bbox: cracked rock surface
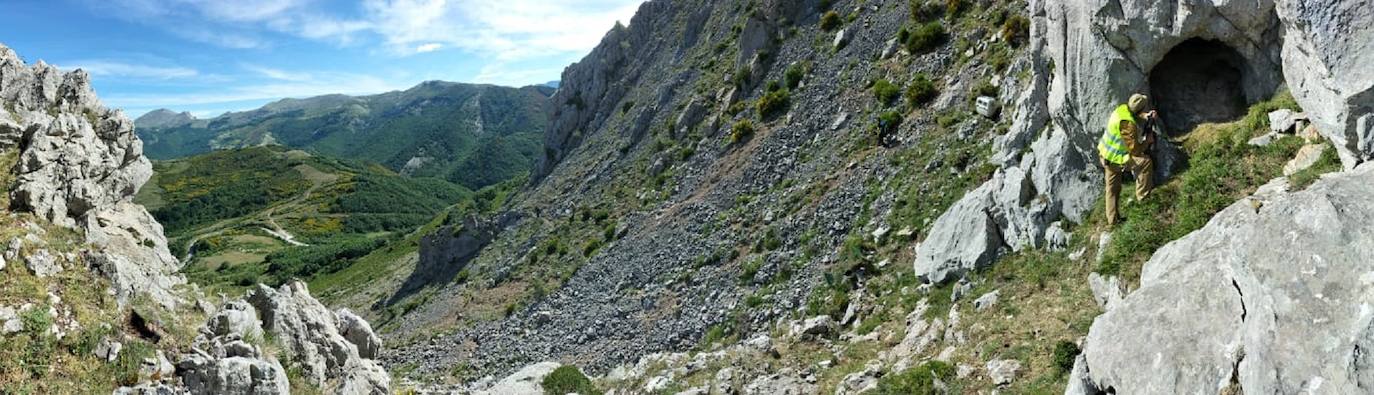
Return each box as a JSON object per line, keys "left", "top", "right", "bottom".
{"left": 1076, "top": 164, "right": 1374, "bottom": 394}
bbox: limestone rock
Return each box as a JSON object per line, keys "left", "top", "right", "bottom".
{"left": 743, "top": 369, "right": 816, "bottom": 395}
{"left": 83, "top": 202, "right": 185, "bottom": 308}
{"left": 245, "top": 282, "right": 390, "bottom": 393}
{"left": 1273, "top": 0, "right": 1374, "bottom": 167}
{"left": 23, "top": 248, "right": 59, "bottom": 277}
{"left": 1077, "top": 164, "right": 1374, "bottom": 393}
{"left": 985, "top": 359, "right": 1021, "bottom": 386}
{"left": 476, "top": 361, "right": 561, "bottom": 395}
{"left": 179, "top": 353, "right": 291, "bottom": 395}
{"left": 973, "top": 290, "right": 1000, "bottom": 312}
{"left": 0, "top": 42, "right": 184, "bottom": 308}
{"left": 1268, "top": 109, "right": 1297, "bottom": 134}
{"left": 1087, "top": 273, "right": 1123, "bottom": 311}
{"left": 913, "top": 185, "right": 1000, "bottom": 284}
{"left": 1282, "top": 143, "right": 1327, "bottom": 176}
{"left": 336, "top": 309, "right": 382, "bottom": 359}
{"left": 792, "top": 315, "right": 838, "bottom": 340}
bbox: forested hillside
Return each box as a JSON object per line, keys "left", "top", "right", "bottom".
{"left": 135, "top": 81, "right": 552, "bottom": 189}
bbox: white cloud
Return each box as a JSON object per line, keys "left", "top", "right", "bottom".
{"left": 242, "top": 64, "right": 313, "bottom": 82}
{"left": 415, "top": 43, "right": 443, "bottom": 53}
{"left": 358, "top": 0, "right": 644, "bottom": 59}
{"left": 103, "top": 71, "right": 409, "bottom": 108}
{"left": 60, "top": 60, "right": 199, "bottom": 80}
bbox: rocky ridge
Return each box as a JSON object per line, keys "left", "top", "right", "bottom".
{"left": 0, "top": 42, "right": 183, "bottom": 308}
{"left": 0, "top": 42, "right": 391, "bottom": 394}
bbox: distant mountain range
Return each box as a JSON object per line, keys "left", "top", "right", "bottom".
{"left": 135, "top": 81, "right": 553, "bottom": 189}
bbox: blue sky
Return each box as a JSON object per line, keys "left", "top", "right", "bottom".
{"left": 0, "top": 0, "right": 644, "bottom": 118}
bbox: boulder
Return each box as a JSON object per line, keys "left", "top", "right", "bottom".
{"left": 1282, "top": 143, "right": 1327, "bottom": 176}
{"left": 792, "top": 315, "right": 838, "bottom": 340}
{"left": 245, "top": 282, "right": 389, "bottom": 393}
{"left": 476, "top": 361, "right": 561, "bottom": 395}
{"left": 973, "top": 290, "right": 1000, "bottom": 312}
{"left": 985, "top": 359, "right": 1021, "bottom": 386}
{"left": 336, "top": 309, "right": 382, "bottom": 359}
{"left": 1268, "top": 109, "right": 1297, "bottom": 134}
{"left": 179, "top": 353, "right": 291, "bottom": 395}
{"left": 1086, "top": 273, "right": 1123, "bottom": 311}
{"left": 1077, "top": 164, "right": 1374, "bottom": 393}
{"left": 743, "top": 370, "right": 816, "bottom": 395}
{"left": 1273, "top": 0, "right": 1374, "bottom": 168}
{"left": 23, "top": 248, "right": 59, "bottom": 277}
{"left": 913, "top": 185, "right": 1000, "bottom": 284}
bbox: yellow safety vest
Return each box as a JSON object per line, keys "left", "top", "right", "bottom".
{"left": 1099, "top": 104, "right": 1134, "bottom": 165}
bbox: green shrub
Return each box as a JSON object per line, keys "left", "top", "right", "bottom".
{"left": 756, "top": 89, "right": 791, "bottom": 119}
{"left": 905, "top": 74, "right": 938, "bottom": 108}
{"left": 876, "top": 361, "right": 957, "bottom": 394}
{"left": 972, "top": 80, "right": 998, "bottom": 99}
{"left": 906, "top": 22, "right": 946, "bottom": 53}
{"left": 726, "top": 100, "right": 749, "bottom": 116}
{"left": 734, "top": 65, "right": 753, "bottom": 88}
{"left": 1001, "top": 15, "right": 1031, "bottom": 47}
{"left": 621, "top": 100, "right": 635, "bottom": 114}
{"left": 937, "top": 111, "right": 965, "bottom": 128}
{"left": 1053, "top": 341, "right": 1082, "bottom": 375}
{"left": 820, "top": 11, "right": 841, "bottom": 31}
{"left": 873, "top": 79, "right": 902, "bottom": 107}
{"left": 730, "top": 120, "right": 756, "bottom": 144}
{"left": 897, "top": 27, "right": 911, "bottom": 44}
{"left": 541, "top": 365, "right": 601, "bottom": 395}
{"left": 739, "top": 257, "right": 765, "bottom": 284}
{"left": 944, "top": 0, "right": 967, "bottom": 18}
{"left": 784, "top": 63, "right": 807, "bottom": 90}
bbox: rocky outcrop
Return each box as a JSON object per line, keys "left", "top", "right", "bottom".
{"left": 245, "top": 282, "right": 390, "bottom": 394}
{"left": 1274, "top": 1, "right": 1374, "bottom": 168}
{"left": 915, "top": 0, "right": 1374, "bottom": 284}
{"left": 180, "top": 300, "right": 290, "bottom": 394}
{"left": 0, "top": 42, "right": 184, "bottom": 307}
{"left": 1075, "top": 164, "right": 1374, "bottom": 393}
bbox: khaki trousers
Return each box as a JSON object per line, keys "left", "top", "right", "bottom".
{"left": 1102, "top": 155, "right": 1154, "bottom": 225}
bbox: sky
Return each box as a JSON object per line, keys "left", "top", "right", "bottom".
{"left": 0, "top": 0, "right": 645, "bottom": 118}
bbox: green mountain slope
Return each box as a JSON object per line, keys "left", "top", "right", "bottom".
{"left": 136, "top": 81, "right": 552, "bottom": 189}
{"left": 134, "top": 146, "right": 473, "bottom": 293}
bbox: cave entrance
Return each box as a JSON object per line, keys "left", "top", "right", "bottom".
{"left": 1149, "top": 39, "right": 1249, "bottom": 135}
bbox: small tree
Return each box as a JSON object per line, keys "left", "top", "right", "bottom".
{"left": 820, "top": 11, "right": 842, "bottom": 31}
{"left": 905, "top": 74, "right": 939, "bottom": 109}
{"left": 873, "top": 80, "right": 902, "bottom": 107}
{"left": 542, "top": 365, "right": 601, "bottom": 395}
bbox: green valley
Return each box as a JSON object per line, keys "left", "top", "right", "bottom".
{"left": 134, "top": 146, "right": 476, "bottom": 293}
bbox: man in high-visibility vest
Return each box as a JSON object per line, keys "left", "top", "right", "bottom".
{"left": 1099, "top": 93, "right": 1157, "bottom": 227}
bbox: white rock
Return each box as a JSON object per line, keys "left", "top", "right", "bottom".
{"left": 973, "top": 290, "right": 1000, "bottom": 311}
{"left": 479, "top": 361, "right": 562, "bottom": 395}
{"left": 1283, "top": 143, "right": 1328, "bottom": 176}
{"left": 1269, "top": 109, "right": 1297, "bottom": 133}
{"left": 985, "top": 359, "right": 1021, "bottom": 386}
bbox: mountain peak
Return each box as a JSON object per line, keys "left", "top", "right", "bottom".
{"left": 135, "top": 108, "right": 197, "bottom": 129}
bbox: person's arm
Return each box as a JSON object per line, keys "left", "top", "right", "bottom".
{"left": 1120, "top": 120, "right": 1140, "bottom": 155}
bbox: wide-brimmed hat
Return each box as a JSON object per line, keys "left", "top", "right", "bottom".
{"left": 1128, "top": 94, "right": 1149, "bottom": 113}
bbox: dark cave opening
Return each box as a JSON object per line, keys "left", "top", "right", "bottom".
{"left": 1149, "top": 38, "right": 1250, "bottom": 135}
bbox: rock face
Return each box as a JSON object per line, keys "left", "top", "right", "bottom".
{"left": 915, "top": 0, "right": 1374, "bottom": 284}
{"left": 0, "top": 42, "right": 183, "bottom": 307}
{"left": 1274, "top": 1, "right": 1374, "bottom": 168}
{"left": 245, "top": 282, "right": 390, "bottom": 394}
{"left": 1076, "top": 164, "right": 1374, "bottom": 393}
